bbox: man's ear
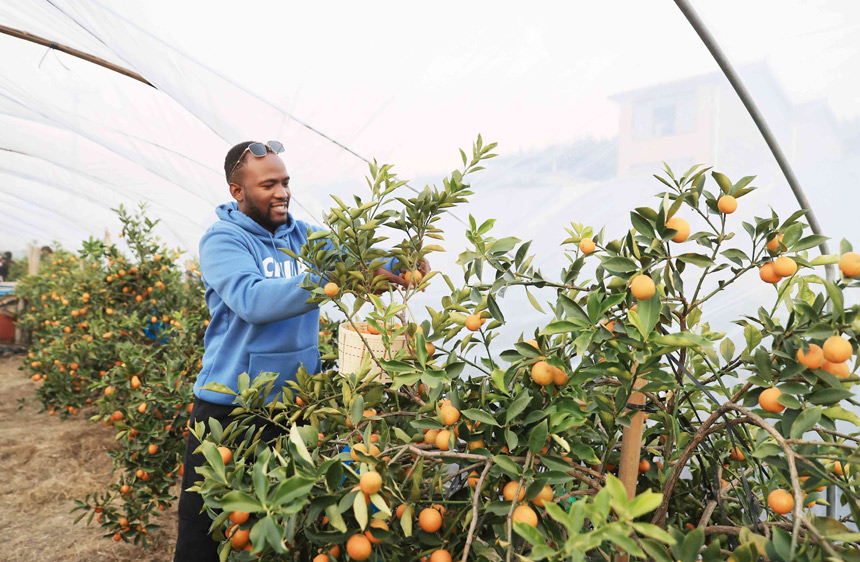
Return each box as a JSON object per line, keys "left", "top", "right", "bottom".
{"left": 229, "top": 183, "right": 244, "bottom": 203}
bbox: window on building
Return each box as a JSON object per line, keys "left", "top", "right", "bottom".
{"left": 652, "top": 105, "right": 676, "bottom": 137}
{"left": 632, "top": 91, "right": 696, "bottom": 140}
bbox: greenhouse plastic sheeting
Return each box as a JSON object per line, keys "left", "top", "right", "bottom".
{"left": 1, "top": 0, "right": 859, "bottom": 346}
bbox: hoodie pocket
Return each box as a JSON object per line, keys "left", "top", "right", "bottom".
{"left": 247, "top": 346, "right": 320, "bottom": 382}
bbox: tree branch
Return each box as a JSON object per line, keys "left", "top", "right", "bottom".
{"left": 461, "top": 461, "right": 492, "bottom": 562}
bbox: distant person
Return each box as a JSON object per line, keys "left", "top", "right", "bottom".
{"left": 173, "top": 140, "right": 428, "bottom": 561}
{"left": 0, "top": 252, "right": 10, "bottom": 282}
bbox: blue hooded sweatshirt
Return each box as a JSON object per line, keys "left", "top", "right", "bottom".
{"left": 195, "top": 202, "right": 392, "bottom": 405}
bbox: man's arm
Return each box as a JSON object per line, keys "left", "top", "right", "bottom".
{"left": 200, "top": 229, "right": 320, "bottom": 325}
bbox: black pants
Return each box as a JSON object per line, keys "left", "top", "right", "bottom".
{"left": 173, "top": 397, "right": 287, "bottom": 561}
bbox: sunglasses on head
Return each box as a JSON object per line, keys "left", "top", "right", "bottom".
{"left": 229, "top": 140, "right": 285, "bottom": 179}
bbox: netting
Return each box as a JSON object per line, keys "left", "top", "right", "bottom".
{"left": 1, "top": 0, "right": 859, "bottom": 342}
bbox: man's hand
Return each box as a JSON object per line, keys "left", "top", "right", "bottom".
{"left": 371, "top": 267, "right": 408, "bottom": 295}
{"left": 369, "top": 260, "right": 432, "bottom": 295}
{"left": 417, "top": 259, "right": 431, "bottom": 277}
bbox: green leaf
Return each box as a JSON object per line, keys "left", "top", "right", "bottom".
{"left": 220, "top": 490, "right": 263, "bottom": 513}
{"left": 811, "top": 254, "right": 840, "bottom": 266}
{"left": 823, "top": 405, "right": 860, "bottom": 426}
{"left": 252, "top": 456, "right": 270, "bottom": 503}
{"left": 770, "top": 527, "right": 792, "bottom": 561}
{"left": 237, "top": 372, "right": 250, "bottom": 393}
{"left": 400, "top": 504, "right": 413, "bottom": 537}
{"left": 601, "top": 256, "right": 638, "bottom": 273}
{"left": 651, "top": 333, "right": 713, "bottom": 349}
{"left": 808, "top": 388, "right": 853, "bottom": 405}
{"left": 754, "top": 348, "right": 772, "bottom": 378}
{"left": 392, "top": 426, "right": 413, "bottom": 444}
{"left": 632, "top": 522, "right": 676, "bottom": 544}
{"left": 289, "top": 424, "right": 314, "bottom": 465}
{"left": 489, "top": 236, "right": 521, "bottom": 255}
{"left": 790, "top": 406, "right": 822, "bottom": 439}
{"left": 370, "top": 493, "right": 391, "bottom": 516}
{"left": 721, "top": 248, "right": 750, "bottom": 266}
{"left": 493, "top": 454, "right": 522, "bottom": 477}
{"left": 525, "top": 288, "right": 544, "bottom": 313}
{"left": 752, "top": 443, "right": 782, "bottom": 459}
{"left": 325, "top": 503, "right": 347, "bottom": 533}
{"left": 491, "top": 369, "right": 509, "bottom": 395}
{"left": 804, "top": 323, "right": 834, "bottom": 339}
{"left": 353, "top": 491, "right": 368, "bottom": 530}
{"left": 679, "top": 528, "right": 705, "bottom": 562}
{"left": 825, "top": 532, "right": 860, "bottom": 542}
{"left": 378, "top": 360, "right": 416, "bottom": 373}
{"left": 543, "top": 501, "right": 576, "bottom": 534}
{"left": 500, "top": 429, "right": 517, "bottom": 453}
{"left": 506, "top": 390, "right": 532, "bottom": 425}
{"left": 568, "top": 443, "right": 600, "bottom": 465}
{"left": 540, "top": 320, "right": 581, "bottom": 335}
{"left": 630, "top": 212, "right": 656, "bottom": 239}
{"left": 640, "top": 539, "right": 674, "bottom": 562}
{"left": 513, "top": 521, "right": 545, "bottom": 546}
{"left": 792, "top": 234, "right": 829, "bottom": 252}
{"left": 487, "top": 294, "right": 505, "bottom": 323}
{"left": 812, "top": 516, "right": 852, "bottom": 537}
{"left": 271, "top": 476, "right": 315, "bottom": 508}
{"left": 744, "top": 324, "right": 762, "bottom": 354}
{"left": 604, "top": 474, "right": 630, "bottom": 518}
{"left": 199, "top": 441, "right": 226, "bottom": 481}
{"left": 676, "top": 253, "right": 716, "bottom": 268}
{"left": 200, "top": 382, "right": 238, "bottom": 396}
{"left": 627, "top": 309, "right": 647, "bottom": 339}
{"left": 462, "top": 408, "right": 500, "bottom": 427}
{"left": 712, "top": 172, "right": 732, "bottom": 194}
{"left": 720, "top": 338, "right": 735, "bottom": 362}
{"left": 824, "top": 280, "right": 844, "bottom": 322}
{"left": 629, "top": 491, "right": 664, "bottom": 519}
{"left": 782, "top": 222, "right": 804, "bottom": 249}
{"left": 638, "top": 293, "right": 661, "bottom": 335}
{"left": 528, "top": 420, "right": 549, "bottom": 454}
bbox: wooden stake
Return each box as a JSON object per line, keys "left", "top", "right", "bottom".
{"left": 615, "top": 377, "right": 646, "bottom": 562}
{"left": 27, "top": 244, "right": 40, "bottom": 276}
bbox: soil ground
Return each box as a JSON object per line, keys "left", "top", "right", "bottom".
{"left": 0, "top": 354, "right": 179, "bottom": 561}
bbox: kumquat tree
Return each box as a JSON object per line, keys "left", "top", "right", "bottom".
{"left": 16, "top": 205, "right": 207, "bottom": 546}
{"left": 186, "top": 136, "right": 860, "bottom": 562}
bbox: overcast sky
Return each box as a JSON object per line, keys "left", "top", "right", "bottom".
{"left": 132, "top": 0, "right": 860, "bottom": 170}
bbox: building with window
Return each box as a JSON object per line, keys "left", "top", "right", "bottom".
{"left": 610, "top": 62, "right": 840, "bottom": 181}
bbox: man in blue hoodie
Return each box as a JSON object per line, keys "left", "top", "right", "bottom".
{"left": 174, "top": 141, "right": 418, "bottom": 561}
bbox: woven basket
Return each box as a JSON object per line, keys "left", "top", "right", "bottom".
{"left": 338, "top": 322, "right": 407, "bottom": 382}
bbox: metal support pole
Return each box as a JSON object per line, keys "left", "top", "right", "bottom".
{"left": 0, "top": 23, "right": 153, "bottom": 87}
{"left": 673, "top": 0, "right": 838, "bottom": 518}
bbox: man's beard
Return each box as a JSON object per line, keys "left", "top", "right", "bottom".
{"left": 245, "top": 200, "right": 289, "bottom": 231}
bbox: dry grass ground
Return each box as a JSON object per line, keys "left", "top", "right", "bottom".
{"left": 0, "top": 354, "right": 179, "bottom": 561}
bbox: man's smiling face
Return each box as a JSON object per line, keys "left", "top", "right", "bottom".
{"left": 229, "top": 152, "right": 291, "bottom": 232}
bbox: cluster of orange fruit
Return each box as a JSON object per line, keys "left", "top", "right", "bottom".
{"left": 795, "top": 335, "right": 854, "bottom": 379}
{"left": 757, "top": 334, "right": 853, "bottom": 416}
{"left": 526, "top": 340, "right": 569, "bottom": 386}
{"left": 422, "top": 401, "right": 462, "bottom": 451}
